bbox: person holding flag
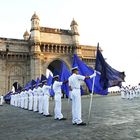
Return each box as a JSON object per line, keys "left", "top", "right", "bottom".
{"left": 68, "top": 66, "right": 96, "bottom": 126}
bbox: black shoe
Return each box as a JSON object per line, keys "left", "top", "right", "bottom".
{"left": 77, "top": 122, "right": 86, "bottom": 126}
{"left": 45, "top": 114, "right": 52, "bottom": 117}
{"left": 54, "top": 118, "right": 59, "bottom": 120}
{"left": 59, "top": 118, "right": 67, "bottom": 120}
{"left": 72, "top": 123, "right": 77, "bottom": 125}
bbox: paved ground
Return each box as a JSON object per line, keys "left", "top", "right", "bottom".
{"left": 0, "top": 95, "right": 140, "bottom": 140}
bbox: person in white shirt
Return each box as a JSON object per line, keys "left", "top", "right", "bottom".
{"left": 0, "top": 95, "right": 4, "bottom": 105}
{"left": 33, "top": 83, "right": 38, "bottom": 112}
{"left": 42, "top": 79, "right": 52, "bottom": 117}
{"left": 24, "top": 89, "right": 29, "bottom": 110}
{"left": 28, "top": 86, "right": 34, "bottom": 111}
{"left": 52, "top": 75, "right": 67, "bottom": 120}
{"left": 37, "top": 82, "right": 44, "bottom": 114}
{"left": 68, "top": 66, "right": 96, "bottom": 126}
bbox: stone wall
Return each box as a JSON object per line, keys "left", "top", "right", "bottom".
{"left": 40, "top": 32, "right": 73, "bottom": 44}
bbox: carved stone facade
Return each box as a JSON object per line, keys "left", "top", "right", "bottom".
{"left": 0, "top": 13, "right": 97, "bottom": 95}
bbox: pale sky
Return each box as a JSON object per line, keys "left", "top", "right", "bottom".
{"left": 0, "top": 0, "right": 140, "bottom": 86}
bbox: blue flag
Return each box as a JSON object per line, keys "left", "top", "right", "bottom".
{"left": 73, "top": 54, "right": 108, "bottom": 95}
{"left": 4, "top": 91, "right": 13, "bottom": 102}
{"left": 95, "top": 43, "right": 125, "bottom": 89}
{"left": 59, "top": 61, "right": 71, "bottom": 97}
{"left": 47, "top": 74, "right": 54, "bottom": 96}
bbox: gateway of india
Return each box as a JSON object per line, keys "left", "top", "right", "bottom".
{"left": 0, "top": 12, "right": 97, "bottom": 95}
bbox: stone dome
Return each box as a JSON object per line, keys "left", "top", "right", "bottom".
{"left": 23, "top": 30, "right": 29, "bottom": 37}
{"left": 70, "top": 18, "right": 78, "bottom": 26}
{"left": 31, "top": 12, "right": 39, "bottom": 21}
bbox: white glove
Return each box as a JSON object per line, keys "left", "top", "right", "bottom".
{"left": 96, "top": 71, "right": 101, "bottom": 75}
{"left": 89, "top": 72, "right": 96, "bottom": 78}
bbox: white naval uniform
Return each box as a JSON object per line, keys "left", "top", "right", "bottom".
{"left": 126, "top": 90, "right": 130, "bottom": 99}
{"left": 24, "top": 90, "right": 28, "bottom": 109}
{"left": 20, "top": 91, "right": 25, "bottom": 108}
{"left": 120, "top": 87, "right": 125, "bottom": 99}
{"left": 0, "top": 95, "right": 4, "bottom": 105}
{"left": 13, "top": 93, "right": 16, "bottom": 106}
{"left": 17, "top": 93, "right": 21, "bottom": 107}
{"left": 52, "top": 81, "right": 63, "bottom": 119}
{"left": 68, "top": 73, "right": 85, "bottom": 124}
{"left": 28, "top": 89, "right": 33, "bottom": 110}
{"left": 14, "top": 94, "right": 18, "bottom": 107}
{"left": 138, "top": 86, "right": 140, "bottom": 97}
{"left": 19, "top": 93, "right": 22, "bottom": 108}
{"left": 68, "top": 73, "right": 96, "bottom": 124}
{"left": 37, "top": 86, "right": 44, "bottom": 114}
{"left": 33, "top": 87, "right": 38, "bottom": 112}
{"left": 10, "top": 94, "right": 14, "bottom": 105}
{"left": 129, "top": 89, "right": 133, "bottom": 99}
{"left": 42, "top": 84, "right": 51, "bottom": 116}
{"left": 136, "top": 88, "right": 138, "bottom": 97}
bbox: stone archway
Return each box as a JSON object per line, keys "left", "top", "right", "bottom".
{"left": 8, "top": 65, "right": 25, "bottom": 90}
{"left": 47, "top": 59, "right": 70, "bottom": 76}
{"left": 47, "top": 59, "right": 70, "bottom": 98}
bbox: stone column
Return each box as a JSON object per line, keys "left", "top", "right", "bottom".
{"left": 30, "top": 43, "right": 44, "bottom": 80}
{"left": 0, "top": 55, "right": 6, "bottom": 95}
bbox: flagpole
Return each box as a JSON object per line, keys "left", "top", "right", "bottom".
{"left": 87, "top": 75, "right": 96, "bottom": 124}
{"left": 87, "top": 42, "right": 99, "bottom": 125}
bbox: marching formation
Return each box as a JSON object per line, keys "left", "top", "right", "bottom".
{"left": 8, "top": 67, "right": 97, "bottom": 126}
{"left": 120, "top": 84, "right": 140, "bottom": 99}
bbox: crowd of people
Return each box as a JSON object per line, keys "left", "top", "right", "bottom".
{"left": 5, "top": 67, "right": 96, "bottom": 126}
{"left": 120, "top": 84, "right": 140, "bottom": 99}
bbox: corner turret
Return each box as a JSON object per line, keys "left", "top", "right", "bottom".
{"left": 23, "top": 30, "right": 29, "bottom": 40}
{"left": 70, "top": 18, "right": 79, "bottom": 45}
{"left": 30, "top": 12, "right": 40, "bottom": 43}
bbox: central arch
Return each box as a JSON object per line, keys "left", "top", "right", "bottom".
{"left": 47, "top": 59, "right": 70, "bottom": 76}
{"left": 47, "top": 59, "right": 70, "bottom": 98}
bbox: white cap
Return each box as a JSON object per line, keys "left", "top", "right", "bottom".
{"left": 53, "top": 75, "right": 59, "bottom": 78}
{"left": 71, "top": 66, "right": 78, "bottom": 71}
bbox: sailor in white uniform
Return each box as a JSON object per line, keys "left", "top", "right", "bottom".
{"left": 37, "top": 82, "right": 44, "bottom": 114}
{"left": 41, "top": 74, "right": 52, "bottom": 117}
{"left": 24, "top": 88, "right": 29, "bottom": 110}
{"left": 120, "top": 86, "right": 125, "bottom": 99}
{"left": 138, "top": 83, "right": 140, "bottom": 97}
{"left": 52, "top": 75, "right": 67, "bottom": 120}
{"left": 20, "top": 89, "right": 25, "bottom": 108}
{"left": 68, "top": 66, "right": 96, "bottom": 126}
{"left": 129, "top": 87, "right": 133, "bottom": 99}
{"left": 33, "top": 82, "right": 38, "bottom": 112}
{"left": 126, "top": 86, "right": 130, "bottom": 99}
{"left": 0, "top": 95, "right": 4, "bottom": 105}
{"left": 28, "top": 86, "right": 34, "bottom": 111}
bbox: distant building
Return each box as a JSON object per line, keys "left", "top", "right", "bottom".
{"left": 0, "top": 12, "right": 97, "bottom": 95}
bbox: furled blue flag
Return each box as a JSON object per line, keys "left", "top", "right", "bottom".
{"left": 47, "top": 74, "right": 54, "bottom": 96}
{"left": 95, "top": 43, "right": 125, "bottom": 89}
{"left": 41, "top": 74, "right": 47, "bottom": 83}
{"left": 59, "top": 61, "right": 71, "bottom": 97}
{"left": 35, "top": 77, "right": 40, "bottom": 88}
{"left": 4, "top": 91, "right": 13, "bottom": 103}
{"left": 30, "top": 79, "right": 36, "bottom": 89}
{"left": 24, "top": 82, "right": 31, "bottom": 91}
{"left": 72, "top": 54, "right": 108, "bottom": 95}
